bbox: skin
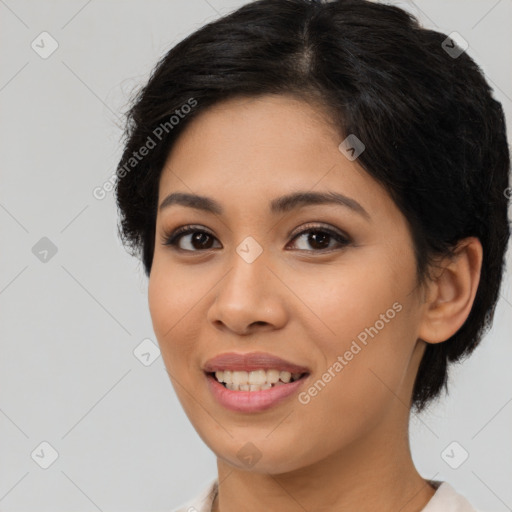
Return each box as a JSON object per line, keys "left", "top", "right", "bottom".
{"left": 147, "top": 94, "right": 483, "bottom": 512}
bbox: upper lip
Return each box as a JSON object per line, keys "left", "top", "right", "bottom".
{"left": 203, "top": 352, "right": 310, "bottom": 374}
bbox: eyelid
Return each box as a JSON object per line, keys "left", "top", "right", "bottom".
{"left": 287, "top": 222, "right": 349, "bottom": 242}
{"left": 161, "top": 222, "right": 351, "bottom": 252}
{"left": 160, "top": 224, "right": 217, "bottom": 248}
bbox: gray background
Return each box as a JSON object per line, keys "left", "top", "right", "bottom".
{"left": 0, "top": 1, "right": 511, "bottom": 511}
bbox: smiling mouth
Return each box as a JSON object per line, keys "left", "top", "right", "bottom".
{"left": 207, "top": 369, "right": 309, "bottom": 392}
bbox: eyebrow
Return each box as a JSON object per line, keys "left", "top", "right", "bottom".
{"left": 159, "top": 190, "right": 371, "bottom": 221}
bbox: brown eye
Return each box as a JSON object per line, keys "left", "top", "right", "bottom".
{"left": 287, "top": 225, "right": 350, "bottom": 252}
{"left": 187, "top": 232, "right": 216, "bottom": 250}
{"left": 163, "top": 226, "right": 221, "bottom": 251}
{"left": 162, "top": 223, "right": 351, "bottom": 253}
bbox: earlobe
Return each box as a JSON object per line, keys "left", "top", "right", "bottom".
{"left": 417, "top": 237, "right": 483, "bottom": 344}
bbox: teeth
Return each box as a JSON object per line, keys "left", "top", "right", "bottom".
{"left": 213, "top": 369, "right": 304, "bottom": 391}
{"left": 248, "top": 369, "right": 267, "bottom": 385}
{"left": 251, "top": 383, "right": 272, "bottom": 391}
{"left": 233, "top": 371, "right": 249, "bottom": 387}
{"left": 280, "top": 371, "right": 292, "bottom": 383}
{"left": 267, "top": 369, "right": 280, "bottom": 383}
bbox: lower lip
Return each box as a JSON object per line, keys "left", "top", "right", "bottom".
{"left": 205, "top": 372, "right": 309, "bottom": 413}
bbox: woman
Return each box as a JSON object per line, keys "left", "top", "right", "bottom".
{"left": 114, "top": 0, "right": 510, "bottom": 510}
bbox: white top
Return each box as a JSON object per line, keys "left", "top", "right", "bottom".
{"left": 172, "top": 478, "right": 479, "bottom": 512}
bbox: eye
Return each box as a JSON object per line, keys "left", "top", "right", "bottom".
{"left": 161, "top": 223, "right": 351, "bottom": 253}
{"left": 286, "top": 223, "right": 351, "bottom": 252}
{"left": 162, "top": 225, "right": 221, "bottom": 252}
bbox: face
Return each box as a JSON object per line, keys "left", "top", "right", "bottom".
{"left": 148, "top": 94, "right": 428, "bottom": 474}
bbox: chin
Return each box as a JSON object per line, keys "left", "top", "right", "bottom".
{"left": 208, "top": 435, "right": 315, "bottom": 475}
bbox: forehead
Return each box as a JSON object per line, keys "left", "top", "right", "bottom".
{"left": 157, "top": 94, "right": 391, "bottom": 220}
{"left": 165, "top": 95, "right": 336, "bottom": 166}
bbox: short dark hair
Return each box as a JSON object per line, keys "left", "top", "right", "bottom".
{"left": 114, "top": 0, "right": 511, "bottom": 413}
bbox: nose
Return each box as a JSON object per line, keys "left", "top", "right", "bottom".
{"left": 206, "top": 248, "right": 288, "bottom": 336}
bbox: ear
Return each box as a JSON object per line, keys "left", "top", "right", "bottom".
{"left": 417, "top": 237, "right": 483, "bottom": 344}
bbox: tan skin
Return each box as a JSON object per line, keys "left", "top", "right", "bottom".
{"left": 147, "top": 94, "right": 483, "bottom": 512}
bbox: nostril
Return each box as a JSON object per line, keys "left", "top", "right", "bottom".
{"left": 251, "top": 321, "right": 268, "bottom": 327}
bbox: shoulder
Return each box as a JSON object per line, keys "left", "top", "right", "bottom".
{"left": 421, "top": 480, "right": 479, "bottom": 512}
{"left": 171, "top": 478, "right": 218, "bottom": 512}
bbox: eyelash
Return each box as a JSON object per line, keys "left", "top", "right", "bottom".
{"left": 161, "top": 223, "right": 351, "bottom": 254}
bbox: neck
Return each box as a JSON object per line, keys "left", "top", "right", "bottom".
{"left": 212, "top": 404, "right": 436, "bottom": 512}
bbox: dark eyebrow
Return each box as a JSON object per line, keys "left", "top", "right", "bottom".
{"left": 159, "top": 191, "right": 371, "bottom": 221}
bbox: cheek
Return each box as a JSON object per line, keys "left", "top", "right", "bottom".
{"left": 148, "top": 255, "right": 210, "bottom": 324}
{"left": 147, "top": 263, "right": 203, "bottom": 369}
{"left": 295, "top": 252, "right": 418, "bottom": 406}
{"left": 297, "top": 254, "right": 410, "bottom": 347}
